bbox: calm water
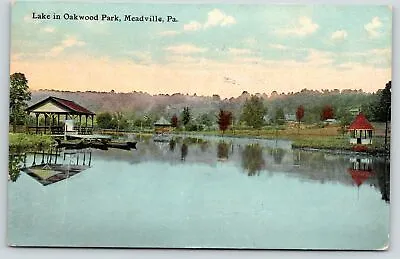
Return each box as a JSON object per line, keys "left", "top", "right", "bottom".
{"left": 8, "top": 136, "right": 390, "bottom": 249}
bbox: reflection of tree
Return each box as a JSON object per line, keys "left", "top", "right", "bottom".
{"left": 200, "top": 142, "right": 209, "bottom": 152}
{"left": 270, "top": 148, "right": 286, "bottom": 164}
{"left": 294, "top": 151, "right": 327, "bottom": 170}
{"left": 169, "top": 139, "right": 176, "bottom": 151}
{"left": 217, "top": 141, "right": 229, "bottom": 161}
{"left": 293, "top": 150, "right": 301, "bottom": 166}
{"left": 241, "top": 144, "right": 265, "bottom": 176}
{"left": 9, "top": 153, "right": 25, "bottom": 182}
{"left": 374, "top": 157, "right": 390, "bottom": 203}
{"left": 181, "top": 144, "right": 188, "bottom": 161}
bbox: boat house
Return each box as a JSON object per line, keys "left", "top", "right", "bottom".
{"left": 26, "top": 96, "right": 95, "bottom": 135}
{"left": 347, "top": 113, "right": 374, "bottom": 145}
{"left": 154, "top": 117, "right": 172, "bottom": 134}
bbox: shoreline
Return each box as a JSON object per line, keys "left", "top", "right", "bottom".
{"left": 170, "top": 131, "right": 389, "bottom": 155}
{"left": 9, "top": 131, "right": 389, "bottom": 156}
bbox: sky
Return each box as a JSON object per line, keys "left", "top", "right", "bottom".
{"left": 10, "top": 2, "right": 392, "bottom": 98}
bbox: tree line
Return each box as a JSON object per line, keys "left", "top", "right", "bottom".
{"left": 9, "top": 72, "right": 391, "bottom": 134}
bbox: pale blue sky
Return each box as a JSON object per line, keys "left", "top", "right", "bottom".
{"left": 10, "top": 2, "right": 392, "bottom": 97}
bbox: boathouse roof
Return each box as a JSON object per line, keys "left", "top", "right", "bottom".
{"left": 26, "top": 96, "right": 95, "bottom": 115}
{"left": 347, "top": 113, "right": 374, "bottom": 130}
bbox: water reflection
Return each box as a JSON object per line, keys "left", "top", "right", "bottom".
{"left": 373, "top": 157, "right": 390, "bottom": 203}
{"left": 217, "top": 141, "right": 229, "bottom": 161}
{"left": 181, "top": 144, "right": 188, "bottom": 161}
{"left": 200, "top": 142, "right": 209, "bottom": 152}
{"left": 241, "top": 144, "right": 265, "bottom": 176}
{"left": 8, "top": 153, "right": 26, "bottom": 182}
{"left": 38, "top": 136, "right": 390, "bottom": 202}
{"left": 20, "top": 149, "right": 93, "bottom": 186}
{"left": 270, "top": 148, "right": 286, "bottom": 164}
{"left": 169, "top": 139, "right": 176, "bottom": 152}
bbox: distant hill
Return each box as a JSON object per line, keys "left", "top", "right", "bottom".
{"left": 30, "top": 88, "right": 378, "bottom": 122}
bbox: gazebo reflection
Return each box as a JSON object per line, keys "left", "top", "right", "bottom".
{"left": 348, "top": 157, "right": 374, "bottom": 187}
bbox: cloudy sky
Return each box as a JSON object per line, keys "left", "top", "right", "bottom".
{"left": 10, "top": 2, "right": 392, "bottom": 98}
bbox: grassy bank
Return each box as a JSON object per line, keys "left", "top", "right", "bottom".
{"left": 9, "top": 133, "right": 54, "bottom": 152}
{"left": 172, "top": 127, "right": 389, "bottom": 154}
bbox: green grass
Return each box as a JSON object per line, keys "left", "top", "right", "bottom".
{"left": 291, "top": 136, "right": 350, "bottom": 150}
{"left": 9, "top": 133, "right": 54, "bottom": 152}
{"left": 173, "top": 127, "right": 389, "bottom": 154}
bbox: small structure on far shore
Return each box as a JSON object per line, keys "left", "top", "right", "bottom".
{"left": 348, "top": 113, "right": 374, "bottom": 145}
{"left": 154, "top": 117, "right": 172, "bottom": 134}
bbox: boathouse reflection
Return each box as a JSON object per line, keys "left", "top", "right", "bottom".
{"left": 21, "top": 148, "right": 93, "bottom": 186}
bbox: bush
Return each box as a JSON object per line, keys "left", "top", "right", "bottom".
{"left": 352, "top": 145, "right": 368, "bottom": 152}
{"left": 186, "top": 123, "right": 204, "bottom": 131}
{"left": 9, "top": 133, "right": 53, "bottom": 152}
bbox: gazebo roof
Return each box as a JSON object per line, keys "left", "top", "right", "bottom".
{"left": 26, "top": 96, "right": 95, "bottom": 115}
{"left": 154, "top": 116, "right": 171, "bottom": 126}
{"left": 348, "top": 113, "right": 374, "bottom": 130}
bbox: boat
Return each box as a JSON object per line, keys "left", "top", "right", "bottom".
{"left": 55, "top": 139, "right": 136, "bottom": 151}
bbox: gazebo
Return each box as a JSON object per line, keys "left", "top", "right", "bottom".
{"left": 26, "top": 96, "right": 95, "bottom": 135}
{"left": 347, "top": 113, "right": 374, "bottom": 145}
{"left": 153, "top": 117, "right": 172, "bottom": 134}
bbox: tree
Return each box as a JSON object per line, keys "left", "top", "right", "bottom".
{"left": 241, "top": 96, "right": 267, "bottom": 129}
{"left": 296, "top": 105, "right": 305, "bottom": 133}
{"left": 199, "top": 113, "right": 213, "bottom": 129}
{"left": 374, "top": 81, "right": 391, "bottom": 122}
{"left": 96, "top": 112, "right": 113, "bottom": 129}
{"left": 296, "top": 105, "right": 305, "bottom": 123}
{"left": 112, "top": 112, "right": 128, "bottom": 131}
{"left": 171, "top": 114, "right": 178, "bottom": 127}
{"left": 10, "top": 73, "right": 31, "bottom": 132}
{"left": 338, "top": 110, "right": 353, "bottom": 136}
{"left": 181, "top": 107, "right": 191, "bottom": 126}
{"left": 374, "top": 81, "right": 391, "bottom": 149}
{"left": 217, "top": 109, "right": 232, "bottom": 134}
{"left": 274, "top": 107, "right": 285, "bottom": 125}
{"left": 321, "top": 105, "right": 334, "bottom": 121}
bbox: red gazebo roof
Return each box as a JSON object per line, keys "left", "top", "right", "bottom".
{"left": 348, "top": 113, "right": 374, "bottom": 130}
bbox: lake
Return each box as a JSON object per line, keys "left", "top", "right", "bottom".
{"left": 7, "top": 136, "right": 390, "bottom": 249}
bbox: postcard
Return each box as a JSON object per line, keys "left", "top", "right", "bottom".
{"left": 8, "top": 1, "right": 391, "bottom": 250}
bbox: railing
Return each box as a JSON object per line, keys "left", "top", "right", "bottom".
{"left": 28, "top": 126, "right": 63, "bottom": 134}
{"left": 27, "top": 126, "right": 93, "bottom": 135}
{"left": 72, "top": 126, "right": 93, "bottom": 135}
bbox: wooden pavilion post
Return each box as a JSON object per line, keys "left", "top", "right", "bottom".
{"left": 35, "top": 113, "right": 39, "bottom": 134}
{"left": 44, "top": 114, "right": 47, "bottom": 134}
{"left": 91, "top": 115, "right": 94, "bottom": 133}
{"left": 79, "top": 115, "right": 82, "bottom": 134}
{"left": 85, "top": 115, "right": 88, "bottom": 134}
{"left": 49, "top": 113, "right": 53, "bottom": 134}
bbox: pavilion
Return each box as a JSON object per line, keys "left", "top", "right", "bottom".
{"left": 25, "top": 96, "right": 95, "bottom": 135}
{"left": 347, "top": 113, "right": 374, "bottom": 145}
